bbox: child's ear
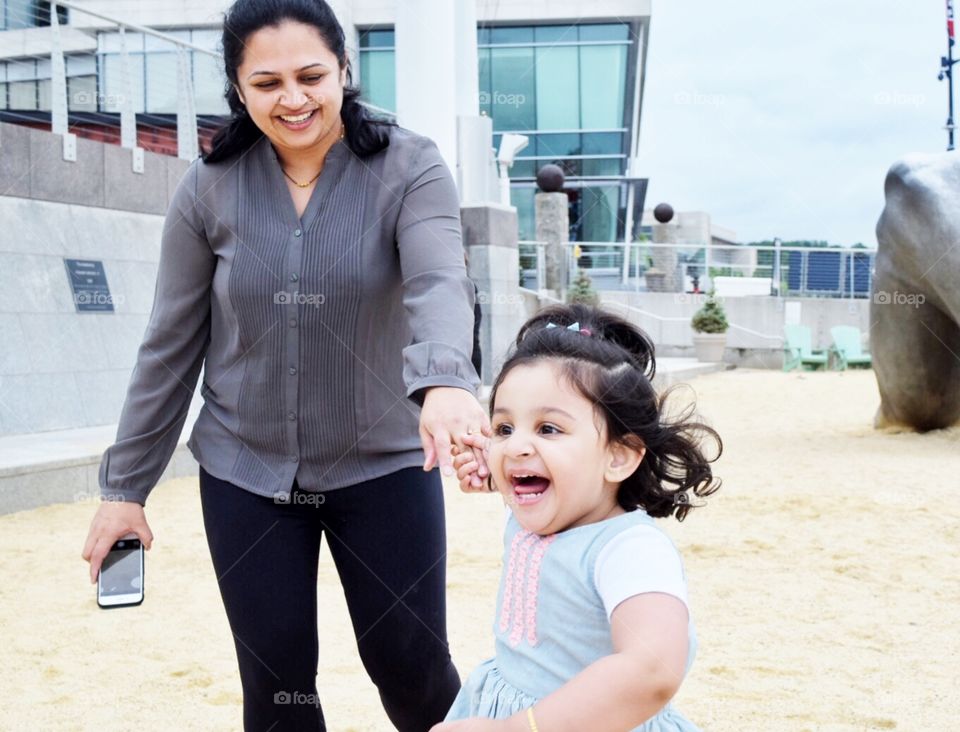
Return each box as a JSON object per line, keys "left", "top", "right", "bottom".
{"left": 604, "top": 437, "right": 645, "bottom": 483}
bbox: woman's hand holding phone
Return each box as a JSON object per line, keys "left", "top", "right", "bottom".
{"left": 81, "top": 500, "right": 153, "bottom": 585}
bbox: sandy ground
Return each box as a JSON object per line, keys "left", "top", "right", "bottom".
{"left": 1, "top": 368, "right": 958, "bottom": 731}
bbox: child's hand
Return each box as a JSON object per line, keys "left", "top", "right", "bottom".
{"left": 452, "top": 433, "right": 493, "bottom": 493}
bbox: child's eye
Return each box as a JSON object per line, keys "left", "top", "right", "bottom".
{"left": 539, "top": 423, "right": 562, "bottom": 435}
{"left": 493, "top": 423, "right": 513, "bottom": 437}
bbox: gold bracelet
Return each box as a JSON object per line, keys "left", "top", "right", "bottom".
{"left": 526, "top": 706, "right": 540, "bottom": 732}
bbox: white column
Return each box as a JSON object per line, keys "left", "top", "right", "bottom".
{"left": 454, "top": 0, "right": 479, "bottom": 118}
{"left": 395, "top": 0, "right": 464, "bottom": 175}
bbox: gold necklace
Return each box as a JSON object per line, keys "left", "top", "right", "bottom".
{"left": 281, "top": 125, "right": 346, "bottom": 188}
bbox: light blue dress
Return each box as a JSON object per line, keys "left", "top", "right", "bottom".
{"left": 445, "top": 509, "right": 702, "bottom": 731}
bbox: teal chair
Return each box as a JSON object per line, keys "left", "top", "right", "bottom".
{"left": 830, "top": 326, "right": 872, "bottom": 370}
{"left": 783, "top": 324, "right": 829, "bottom": 371}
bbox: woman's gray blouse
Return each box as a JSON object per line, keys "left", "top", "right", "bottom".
{"left": 98, "top": 126, "right": 480, "bottom": 506}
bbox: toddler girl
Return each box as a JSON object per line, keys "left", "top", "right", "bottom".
{"left": 433, "top": 303, "right": 721, "bottom": 732}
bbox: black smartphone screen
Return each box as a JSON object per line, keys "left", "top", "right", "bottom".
{"left": 100, "top": 540, "right": 142, "bottom": 597}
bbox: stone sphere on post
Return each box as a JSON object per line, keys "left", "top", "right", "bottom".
{"left": 653, "top": 203, "right": 674, "bottom": 224}
{"left": 536, "top": 164, "right": 565, "bottom": 193}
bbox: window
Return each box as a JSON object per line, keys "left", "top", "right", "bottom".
{"left": 490, "top": 46, "right": 535, "bottom": 131}
{"left": 534, "top": 45, "right": 579, "bottom": 129}
{"left": 582, "top": 132, "right": 623, "bottom": 156}
{"left": 579, "top": 44, "right": 626, "bottom": 128}
{"left": 96, "top": 28, "right": 228, "bottom": 115}
{"left": 534, "top": 25, "right": 577, "bottom": 43}
{"left": 578, "top": 23, "right": 630, "bottom": 42}
{"left": 359, "top": 49, "right": 395, "bottom": 112}
{"left": 101, "top": 52, "right": 145, "bottom": 113}
{"left": 2, "top": 0, "right": 67, "bottom": 30}
{"left": 577, "top": 185, "right": 621, "bottom": 241}
{"left": 358, "top": 28, "right": 396, "bottom": 113}
{"left": 490, "top": 26, "right": 533, "bottom": 44}
{"left": 536, "top": 133, "right": 580, "bottom": 158}
{"left": 6, "top": 58, "right": 39, "bottom": 110}
{"left": 359, "top": 29, "right": 395, "bottom": 48}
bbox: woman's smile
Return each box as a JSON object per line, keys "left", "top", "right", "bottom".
{"left": 276, "top": 107, "right": 318, "bottom": 130}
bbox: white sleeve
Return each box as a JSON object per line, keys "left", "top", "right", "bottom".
{"left": 593, "top": 525, "right": 689, "bottom": 620}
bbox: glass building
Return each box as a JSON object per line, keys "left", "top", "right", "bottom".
{"left": 358, "top": 22, "right": 646, "bottom": 243}
{"left": 0, "top": 2, "right": 649, "bottom": 243}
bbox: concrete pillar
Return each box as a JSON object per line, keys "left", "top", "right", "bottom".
{"left": 462, "top": 203, "right": 526, "bottom": 385}
{"left": 651, "top": 222, "right": 682, "bottom": 292}
{"left": 535, "top": 192, "right": 569, "bottom": 295}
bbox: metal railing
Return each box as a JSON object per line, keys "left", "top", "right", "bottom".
{"left": 520, "top": 240, "right": 876, "bottom": 299}
{"left": 0, "top": 0, "right": 224, "bottom": 163}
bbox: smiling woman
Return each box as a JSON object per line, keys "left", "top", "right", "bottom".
{"left": 81, "top": 1, "right": 489, "bottom": 730}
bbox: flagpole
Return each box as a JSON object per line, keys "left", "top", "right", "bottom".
{"left": 941, "top": 0, "right": 958, "bottom": 150}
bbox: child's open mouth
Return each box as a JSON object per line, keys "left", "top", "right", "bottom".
{"left": 510, "top": 473, "right": 551, "bottom": 505}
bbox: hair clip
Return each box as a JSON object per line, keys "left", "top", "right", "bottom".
{"left": 545, "top": 321, "right": 592, "bottom": 336}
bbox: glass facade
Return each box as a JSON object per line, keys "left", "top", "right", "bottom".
{"left": 358, "top": 29, "right": 395, "bottom": 114}
{"left": 0, "top": 27, "right": 226, "bottom": 115}
{"left": 0, "top": 0, "right": 67, "bottom": 31}
{"left": 479, "top": 23, "right": 633, "bottom": 242}
{"left": 356, "top": 22, "right": 638, "bottom": 242}
{"left": 97, "top": 28, "right": 227, "bottom": 115}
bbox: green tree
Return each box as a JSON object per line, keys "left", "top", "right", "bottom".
{"left": 691, "top": 293, "right": 729, "bottom": 334}
{"left": 567, "top": 270, "right": 600, "bottom": 306}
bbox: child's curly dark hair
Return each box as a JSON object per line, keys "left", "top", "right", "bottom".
{"left": 489, "top": 303, "right": 722, "bottom": 520}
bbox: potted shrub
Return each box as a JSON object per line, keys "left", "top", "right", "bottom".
{"left": 690, "top": 293, "right": 729, "bottom": 362}
{"left": 566, "top": 270, "right": 599, "bottom": 306}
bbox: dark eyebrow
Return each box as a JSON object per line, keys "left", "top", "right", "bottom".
{"left": 247, "top": 63, "right": 329, "bottom": 79}
{"left": 491, "top": 407, "right": 575, "bottom": 420}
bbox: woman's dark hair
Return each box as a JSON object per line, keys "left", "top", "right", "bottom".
{"left": 204, "top": 0, "right": 394, "bottom": 163}
{"left": 490, "top": 303, "right": 722, "bottom": 521}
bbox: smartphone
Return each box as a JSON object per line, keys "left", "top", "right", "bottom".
{"left": 97, "top": 533, "right": 144, "bottom": 608}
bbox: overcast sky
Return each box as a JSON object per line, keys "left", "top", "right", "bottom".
{"left": 637, "top": 1, "right": 950, "bottom": 246}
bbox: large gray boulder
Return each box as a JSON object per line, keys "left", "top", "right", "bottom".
{"left": 873, "top": 153, "right": 960, "bottom": 431}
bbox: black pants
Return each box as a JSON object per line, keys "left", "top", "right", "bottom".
{"left": 199, "top": 465, "right": 460, "bottom": 732}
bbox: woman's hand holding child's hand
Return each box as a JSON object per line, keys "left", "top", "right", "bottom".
{"left": 452, "top": 433, "right": 493, "bottom": 493}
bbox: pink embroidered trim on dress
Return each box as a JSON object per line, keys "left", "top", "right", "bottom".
{"left": 524, "top": 534, "right": 556, "bottom": 645}
{"left": 497, "top": 529, "right": 556, "bottom": 648}
{"left": 508, "top": 533, "right": 538, "bottom": 646}
{"left": 499, "top": 531, "right": 527, "bottom": 633}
